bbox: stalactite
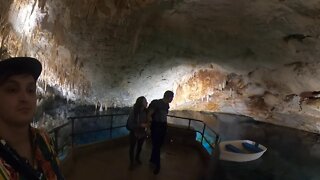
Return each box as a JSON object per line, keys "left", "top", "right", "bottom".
{"left": 30, "top": 0, "right": 37, "bottom": 15}
{"left": 44, "top": 80, "right": 47, "bottom": 92}
{"left": 38, "top": 0, "right": 47, "bottom": 12}
{"left": 131, "top": 26, "right": 142, "bottom": 54}
{"left": 99, "top": 102, "right": 103, "bottom": 112}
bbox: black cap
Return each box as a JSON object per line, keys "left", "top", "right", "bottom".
{"left": 0, "top": 57, "right": 42, "bottom": 81}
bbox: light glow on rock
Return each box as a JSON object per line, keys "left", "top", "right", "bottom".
{"left": 9, "top": 1, "right": 44, "bottom": 35}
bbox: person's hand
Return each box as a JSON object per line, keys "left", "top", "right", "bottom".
{"left": 141, "top": 123, "right": 148, "bottom": 128}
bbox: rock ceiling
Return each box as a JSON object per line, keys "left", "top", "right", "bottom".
{"left": 1, "top": 0, "right": 320, "bottom": 133}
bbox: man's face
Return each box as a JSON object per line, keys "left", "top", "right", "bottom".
{"left": 0, "top": 74, "right": 37, "bottom": 126}
{"left": 166, "top": 96, "right": 174, "bottom": 103}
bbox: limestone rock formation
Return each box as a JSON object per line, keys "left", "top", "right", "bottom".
{"left": 1, "top": 0, "right": 320, "bottom": 133}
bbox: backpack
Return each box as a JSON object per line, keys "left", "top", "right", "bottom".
{"left": 126, "top": 111, "right": 136, "bottom": 131}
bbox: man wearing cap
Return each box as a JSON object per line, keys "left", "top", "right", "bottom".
{"left": 0, "top": 57, "right": 64, "bottom": 179}
{"left": 148, "top": 90, "right": 174, "bottom": 175}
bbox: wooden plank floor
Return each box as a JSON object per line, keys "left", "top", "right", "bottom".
{"left": 65, "top": 140, "right": 205, "bottom": 180}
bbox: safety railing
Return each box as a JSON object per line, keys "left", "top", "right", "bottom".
{"left": 48, "top": 121, "right": 72, "bottom": 158}
{"left": 48, "top": 113, "right": 220, "bottom": 158}
{"left": 48, "top": 113, "right": 129, "bottom": 158}
{"left": 167, "top": 115, "right": 220, "bottom": 154}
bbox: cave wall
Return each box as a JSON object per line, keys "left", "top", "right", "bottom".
{"left": 171, "top": 63, "right": 320, "bottom": 133}
{"left": 1, "top": 0, "right": 320, "bottom": 133}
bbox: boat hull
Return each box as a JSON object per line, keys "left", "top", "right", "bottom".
{"left": 219, "top": 140, "right": 267, "bottom": 162}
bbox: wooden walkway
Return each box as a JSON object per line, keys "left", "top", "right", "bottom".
{"left": 63, "top": 139, "right": 206, "bottom": 180}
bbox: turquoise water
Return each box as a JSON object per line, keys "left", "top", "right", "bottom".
{"left": 196, "top": 132, "right": 214, "bottom": 154}
{"left": 74, "top": 127, "right": 129, "bottom": 145}
{"left": 208, "top": 113, "right": 320, "bottom": 180}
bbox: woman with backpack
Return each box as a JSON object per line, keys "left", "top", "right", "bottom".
{"left": 127, "top": 96, "right": 148, "bottom": 169}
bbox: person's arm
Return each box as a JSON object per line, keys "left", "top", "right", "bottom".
{"left": 138, "top": 110, "right": 148, "bottom": 128}
{"left": 147, "top": 108, "right": 154, "bottom": 123}
{"left": 142, "top": 108, "right": 154, "bottom": 128}
{"left": 147, "top": 100, "right": 157, "bottom": 127}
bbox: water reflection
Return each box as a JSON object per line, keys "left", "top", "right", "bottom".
{"left": 171, "top": 110, "right": 320, "bottom": 180}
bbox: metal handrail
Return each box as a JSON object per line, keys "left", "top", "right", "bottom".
{"left": 69, "top": 114, "right": 128, "bottom": 148}
{"left": 68, "top": 113, "right": 128, "bottom": 120}
{"left": 48, "top": 122, "right": 71, "bottom": 155}
{"left": 71, "top": 125, "right": 126, "bottom": 136}
{"left": 167, "top": 115, "right": 219, "bottom": 135}
{"left": 167, "top": 115, "right": 219, "bottom": 153}
{"left": 48, "top": 113, "right": 220, "bottom": 157}
{"left": 48, "top": 122, "right": 70, "bottom": 134}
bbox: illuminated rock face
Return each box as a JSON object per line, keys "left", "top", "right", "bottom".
{"left": 1, "top": 0, "right": 320, "bottom": 133}
{"left": 172, "top": 63, "right": 320, "bottom": 133}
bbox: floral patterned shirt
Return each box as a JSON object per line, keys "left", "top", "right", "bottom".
{"left": 0, "top": 127, "right": 63, "bottom": 180}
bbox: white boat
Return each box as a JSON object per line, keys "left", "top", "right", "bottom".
{"left": 219, "top": 140, "right": 267, "bottom": 162}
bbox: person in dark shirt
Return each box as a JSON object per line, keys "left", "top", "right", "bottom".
{"left": 147, "top": 90, "right": 174, "bottom": 175}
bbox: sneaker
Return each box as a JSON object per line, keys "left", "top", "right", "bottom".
{"left": 136, "top": 159, "right": 142, "bottom": 165}
{"left": 128, "top": 163, "right": 135, "bottom": 171}
{"left": 149, "top": 158, "right": 155, "bottom": 164}
{"left": 153, "top": 166, "right": 160, "bottom": 175}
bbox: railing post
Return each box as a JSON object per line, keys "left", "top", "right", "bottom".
{"left": 71, "top": 119, "right": 74, "bottom": 148}
{"left": 215, "top": 135, "right": 220, "bottom": 145}
{"left": 54, "top": 129, "right": 59, "bottom": 154}
{"left": 110, "top": 115, "right": 113, "bottom": 138}
{"left": 201, "top": 124, "right": 206, "bottom": 144}
{"left": 188, "top": 119, "right": 191, "bottom": 130}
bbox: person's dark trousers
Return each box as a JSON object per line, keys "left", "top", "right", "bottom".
{"left": 129, "top": 131, "right": 145, "bottom": 164}
{"left": 150, "top": 122, "right": 167, "bottom": 172}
